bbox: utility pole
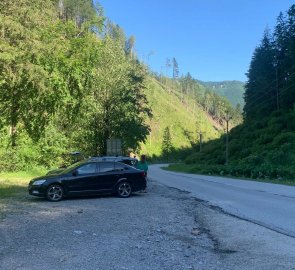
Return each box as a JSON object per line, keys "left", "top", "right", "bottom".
{"left": 199, "top": 132, "right": 203, "bottom": 152}
{"left": 197, "top": 131, "right": 205, "bottom": 152}
{"left": 225, "top": 113, "right": 232, "bottom": 165}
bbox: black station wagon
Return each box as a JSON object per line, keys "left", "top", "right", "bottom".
{"left": 28, "top": 161, "right": 146, "bottom": 202}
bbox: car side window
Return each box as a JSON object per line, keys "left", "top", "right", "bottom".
{"left": 114, "top": 163, "right": 125, "bottom": 171}
{"left": 99, "top": 162, "right": 115, "bottom": 173}
{"left": 76, "top": 163, "right": 97, "bottom": 175}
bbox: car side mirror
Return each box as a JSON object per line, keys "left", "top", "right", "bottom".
{"left": 72, "top": 170, "right": 78, "bottom": 176}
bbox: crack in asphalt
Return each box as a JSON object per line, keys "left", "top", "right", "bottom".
{"left": 155, "top": 180, "right": 295, "bottom": 240}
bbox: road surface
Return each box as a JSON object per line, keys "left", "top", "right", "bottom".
{"left": 149, "top": 164, "right": 295, "bottom": 238}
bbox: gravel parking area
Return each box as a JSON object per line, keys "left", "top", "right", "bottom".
{"left": 0, "top": 180, "right": 220, "bottom": 270}
{"left": 1, "top": 179, "right": 295, "bottom": 270}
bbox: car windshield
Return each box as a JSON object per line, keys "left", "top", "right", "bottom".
{"left": 61, "top": 161, "right": 86, "bottom": 174}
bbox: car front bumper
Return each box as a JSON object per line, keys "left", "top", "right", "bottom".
{"left": 28, "top": 184, "right": 47, "bottom": 197}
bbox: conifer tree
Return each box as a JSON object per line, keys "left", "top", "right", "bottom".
{"left": 244, "top": 30, "right": 276, "bottom": 119}
{"left": 162, "top": 126, "right": 173, "bottom": 160}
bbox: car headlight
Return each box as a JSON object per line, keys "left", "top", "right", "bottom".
{"left": 32, "top": 179, "right": 47, "bottom": 186}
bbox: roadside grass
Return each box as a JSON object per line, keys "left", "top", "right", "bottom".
{"left": 0, "top": 168, "right": 46, "bottom": 199}
{"left": 165, "top": 163, "right": 295, "bottom": 186}
{"left": 0, "top": 168, "right": 46, "bottom": 219}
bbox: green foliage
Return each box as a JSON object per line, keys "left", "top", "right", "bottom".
{"left": 0, "top": 169, "right": 46, "bottom": 199}
{"left": 140, "top": 78, "right": 220, "bottom": 157}
{"left": 176, "top": 75, "right": 243, "bottom": 126}
{"left": 201, "top": 81, "right": 245, "bottom": 107}
{"left": 244, "top": 29, "right": 277, "bottom": 118}
{"left": 182, "top": 108, "right": 295, "bottom": 179}
{"left": 0, "top": 0, "right": 151, "bottom": 170}
{"left": 162, "top": 126, "right": 173, "bottom": 160}
{"left": 244, "top": 4, "right": 295, "bottom": 118}
{"left": 0, "top": 0, "right": 258, "bottom": 173}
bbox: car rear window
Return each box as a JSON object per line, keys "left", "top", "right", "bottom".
{"left": 115, "top": 162, "right": 134, "bottom": 171}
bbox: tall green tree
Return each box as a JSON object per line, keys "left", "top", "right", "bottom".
{"left": 162, "top": 126, "right": 173, "bottom": 160}
{"left": 280, "top": 5, "right": 295, "bottom": 108}
{"left": 0, "top": 0, "right": 62, "bottom": 145}
{"left": 244, "top": 4, "right": 295, "bottom": 119}
{"left": 73, "top": 37, "right": 151, "bottom": 156}
{"left": 244, "top": 30, "right": 276, "bottom": 119}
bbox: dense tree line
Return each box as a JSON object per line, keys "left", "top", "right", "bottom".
{"left": 244, "top": 5, "right": 295, "bottom": 119}
{"left": 0, "top": 0, "right": 151, "bottom": 169}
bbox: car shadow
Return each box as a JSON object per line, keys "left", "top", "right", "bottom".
{"left": 27, "top": 192, "right": 145, "bottom": 203}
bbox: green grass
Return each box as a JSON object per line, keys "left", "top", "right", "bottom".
{"left": 141, "top": 78, "right": 220, "bottom": 157}
{"left": 0, "top": 168, "right": 46, "bottom": 199}
{"left": 165, "top": 163, "right": 295, "bottom": 186}
{"left": 0, "top": 168, "right": 46, "bottom": 219}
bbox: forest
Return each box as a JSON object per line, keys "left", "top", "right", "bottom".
{"left": 0, "top": 0, "right": 152, "bottom": 170}
{"left": 0, "top": 0, "right": 244, "bottom": 171}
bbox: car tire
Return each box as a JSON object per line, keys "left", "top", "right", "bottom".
{"left": 46, "top": 184, "right": 64, "bottom": 202}
{"left": 117, "top": 181, "right": 132, "bottom": 198}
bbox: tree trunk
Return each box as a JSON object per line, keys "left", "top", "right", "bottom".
{"left": 10, "top": 103, "right": 18, "bottom": 147}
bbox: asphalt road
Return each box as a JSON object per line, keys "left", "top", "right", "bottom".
{"left": 149, "top": 164, "right": 295, "bottom": 238}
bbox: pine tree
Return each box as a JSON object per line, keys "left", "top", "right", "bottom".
{"left": 280, "top": 5, "right": 295, "bottom": 109}
{"left": 162, "top": 126, "right": 173, "bottom": 160}
{"left": 244, "top": 29, "right": 276, "bottom": 119}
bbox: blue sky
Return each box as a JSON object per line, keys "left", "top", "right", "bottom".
{"left": 98, "top": 0, "right": 294, "bottom": 82}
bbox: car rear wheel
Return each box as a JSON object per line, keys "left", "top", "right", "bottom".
{"left": 46, "top": 184, "right": 64, "bottom": 202}
{"left": 117, "top": 181, "right": 132, "bottom": 198}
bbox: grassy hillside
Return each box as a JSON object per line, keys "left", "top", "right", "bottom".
{"left": 201, "top": 81, "right": 245, "bottom": 107}
{"left": 141, "top": 78, "right": 222, "bottom": 157}
{"left": 174, "top": 109, "right": 295, "bottom": 180}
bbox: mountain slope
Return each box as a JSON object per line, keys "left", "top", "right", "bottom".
{"left": 200, "top": 80, "right": 245, "bottom": 107}
{"left": 141, "top": 78, "right": 222, "bottom": 157}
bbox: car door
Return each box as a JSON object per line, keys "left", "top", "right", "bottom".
{"left": 67, "top": 162, "right": 99, "bottom": 194}
{"left": 97, "top": 162, "right": 121, "bottom": 191}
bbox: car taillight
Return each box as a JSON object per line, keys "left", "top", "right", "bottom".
{"left": 141, "top": 171, "right": 145, "bottom": 178}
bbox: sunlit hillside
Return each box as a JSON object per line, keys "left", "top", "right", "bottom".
{"left": 141, "top": 78, "right": 223, "bottom": 157}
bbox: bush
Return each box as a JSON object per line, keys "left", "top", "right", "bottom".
{"left": 273, "top": 132, "right": 295, "bottom": 146}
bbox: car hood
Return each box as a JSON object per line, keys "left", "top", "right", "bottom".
{"left": 31, "top": 173, "right": 64, "bottom": 183}
{"left": 46, "top": 168, "right": 65, "bottom": 176}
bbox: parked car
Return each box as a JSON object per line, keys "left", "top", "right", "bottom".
{"left": 28, "top": 160, "right": 146, "bottom": 202}
{"left": 46, "top": 156, "right": 138, "bottom": 176}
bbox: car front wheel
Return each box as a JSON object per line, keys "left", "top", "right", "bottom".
{"left": 117, "top": 182, "right": 132, "bottom": 198}
{"left": 46, "top": 184, "right": 64, "bottom": 202}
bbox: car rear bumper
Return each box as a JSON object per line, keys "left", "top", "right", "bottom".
{"left": 132, "top": 178, "right": 147, "bottom": 192}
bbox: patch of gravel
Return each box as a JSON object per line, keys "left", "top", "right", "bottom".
{"left": 4, "top": 178, "right": 294, "bottom": 270}
{"left": 0, "top": 179, "right": 237, "bottom": 270}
